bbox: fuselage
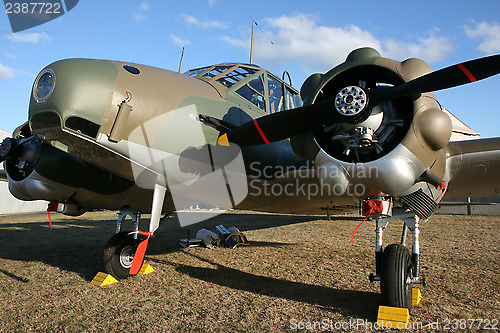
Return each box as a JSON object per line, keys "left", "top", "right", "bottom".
{"left": 6, "top": 48, "right": 493, "bottom": 217}
{"left": 8, "top": 59, "right": 344, "bottom": 214}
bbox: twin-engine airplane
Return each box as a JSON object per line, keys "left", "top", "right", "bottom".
{"left": 1, "top": 47, "right": 499, "bottom": 311}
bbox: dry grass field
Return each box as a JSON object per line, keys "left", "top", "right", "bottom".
{"left": 0, "top": 210, "right": 498, "bottom": 332}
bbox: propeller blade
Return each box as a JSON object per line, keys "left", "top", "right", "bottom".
{"left": 218, "top": 94, "right": 370, "bottom": 146}
{"left": 219, "top": 98, "right": 329, "bottom": 146}
{"left": 367, "top": 54, "right": 500, "bottom": 108}
{"left": 219, "top": 54, "right": 500, "bottom": 147}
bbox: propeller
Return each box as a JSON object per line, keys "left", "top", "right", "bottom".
{"left": 0, "top": 138, "right": 13, "bottom": 162}
{"left": 218, "top": 54, "right": 500, "bottom": 147}
{"left": 218, "top": 94, "right": 370, "bottom": 147}
{"left": 0, "top": 137, "right": 36, "bottom": 162}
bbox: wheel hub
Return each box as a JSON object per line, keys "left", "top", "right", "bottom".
{"left": 335, "top": 86, "right": 368, "bottom": 116}
{"left": 119, "top": 245, "right": 135, "bottom": 269}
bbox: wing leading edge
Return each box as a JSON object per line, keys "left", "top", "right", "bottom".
{"left": 445, "top": 137, "right": 500, "bottom": 199}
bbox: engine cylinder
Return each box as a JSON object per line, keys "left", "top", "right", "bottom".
{"left": 295, "top": 48, "right": 452, "bottom": 197}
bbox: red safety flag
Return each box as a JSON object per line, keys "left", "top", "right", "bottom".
{"left": 128, "top": 231, "right": 153, "bottom": 275}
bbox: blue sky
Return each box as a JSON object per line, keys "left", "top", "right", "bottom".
{"left": 1, "top": 0, "right": 499, "bottom": 137}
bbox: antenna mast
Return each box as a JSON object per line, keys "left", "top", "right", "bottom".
{"left": 250, "top": 20, "right": 256, "bottom": 64}
{"left": 178, "top": 47, "right": 185, "bottom": 73}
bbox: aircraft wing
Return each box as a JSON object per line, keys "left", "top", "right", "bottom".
{"left": 445, "top": 137, "right": 500, "bottom": 199}
{"left": 438, "top": 201, "right": 495, "bottom": 206}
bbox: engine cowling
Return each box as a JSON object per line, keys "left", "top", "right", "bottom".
{"left": 0, "top": 123, "right": 138, "bottom": 215}
{"left": 2, "top": 125, "right": 87, "bottom": 203}
{"left": 292, "top": 48, "right": 452, "bottom": 199}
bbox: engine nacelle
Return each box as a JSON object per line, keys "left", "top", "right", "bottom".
{"left": 292, "top": 48, "right": 452, "bottom": 198}
{"left": 4, "top": 133, "right": 86, "bottom": 204}
{"left": 1, "top": 124, "right": 141, "bottom": 214}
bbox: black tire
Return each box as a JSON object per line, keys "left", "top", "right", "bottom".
{"left": 380, "top": 243, "right": 413, "bottom": 310}
{"left": 103, "top": 232, "right": 145, "bottom": 280}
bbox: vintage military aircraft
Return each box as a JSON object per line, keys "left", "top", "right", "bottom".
{"left": 1, "top": 47, "right": 499, "bottom": 311}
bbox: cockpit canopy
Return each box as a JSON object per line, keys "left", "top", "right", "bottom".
{"left": 185, "top": 63, "right": 303, "bottom": 114}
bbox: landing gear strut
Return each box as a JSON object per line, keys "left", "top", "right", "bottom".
{"left": 368, "top": 207, "right": 426, "bottom": 310}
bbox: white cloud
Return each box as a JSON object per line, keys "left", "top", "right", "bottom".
{"left": 134, "top": 13, "right": 147, "bottom": 22}
{"left": 6, "top": 32, "right": 51, "bottom": 44}
{"left": 384, "top": 31, "right": 454, "bottom": 63}
{"left": 181, "top": 14, "right": 227, "bottom": 29}
{"left": 464, "top": 21, "right": 500, "bottom": 54}
{"left": 218, "top": 35, "right": 248, "bottom": 49}
{"left": 208, "top": 0, "right": 217, "bottom": 6}
{"left": 0, "top": 63, "right": 34, "bottom": 81}
{"left": 134, "top": 1, "right": 149, "bottom": 22}
{"left": 4, "top": 52, "right": 17, "bottom": 59}
{"left": 220, "top": 14, "right": 454, "bottom": 74}
{"left": 15, "top": 68, "right": 35, "bottom": 78}
{"left": 257, "top": 15, "right": 382, "bottom": 72}
{"left": 0, "top": 63, "right": 15, "bottom": 81}
{"left": 170, "top": 34, "right": 191, "bottom": 46}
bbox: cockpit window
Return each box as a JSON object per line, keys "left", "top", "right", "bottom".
{"left": 201, "top": 65, "right": 233, "bottom": 79}
{"left": 268, "top": 75, "right": 284, "bottom": 113}
{"left": 216, "top": 67, "right": 258, "bottom": 88}
{"left": 285, "top": 87, "right": 303, "bottom": 109}
{"left": 185, "top": 67, "right": 210, "bottom": 77}
{"left": 185, "top": 63, "right": 303, "bottom": 113}
{"left": 236, "top": 75, "right": 266, "bottom": 110}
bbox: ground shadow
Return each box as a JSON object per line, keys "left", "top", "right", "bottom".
{"left": 153, "top": 252, "right": 380, "bottom": 321}
{"left": 0, "top": 211, "right": 341, "bottom": 280}
{"left": 0, "top": 211, "right": 381, "bottom": 320}
{"left": 0, "top": 268, "right": 29, "bottom": 282}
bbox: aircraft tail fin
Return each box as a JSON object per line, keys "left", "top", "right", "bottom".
{"left": 442, "top": 107, "right": 480, "bottom": 141}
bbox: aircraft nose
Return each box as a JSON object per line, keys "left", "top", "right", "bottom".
{"left": 29, "top": 59, "right": 119, "bottom": 140}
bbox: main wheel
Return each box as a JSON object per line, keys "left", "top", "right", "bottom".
{"left": 380, "top": 243, "right": 413, "bottom": 310}
{"left": 103, "top": 232, "right": 145, "bottom": 280}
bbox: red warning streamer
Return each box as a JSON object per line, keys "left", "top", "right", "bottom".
{"left": 46, "top": 210, "right": 53, "bottom": 230}
{"left": 351, "top": 215, "right": 370, "bottom": 244}
{"left": 351, "top": 200, "right": 384, "bottom": 243}
{"left": 127, "top": 231, "right": 154, "bottom": 275}
{"left": 46, "top": 202, "right": 58, "bottom": 230}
